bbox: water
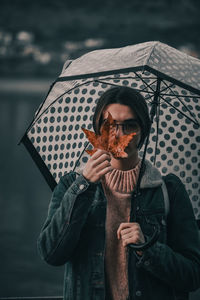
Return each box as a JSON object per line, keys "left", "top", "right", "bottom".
{"left": 0, "top": 81, "right": 64, "bottom": 297}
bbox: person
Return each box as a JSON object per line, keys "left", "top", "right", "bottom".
{"left": 37, "top": 86, "right": 200, "bottom": 300}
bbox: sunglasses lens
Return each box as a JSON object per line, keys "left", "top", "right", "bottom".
{"left": 116, "top": 122, "right": 139, "bottom": 134}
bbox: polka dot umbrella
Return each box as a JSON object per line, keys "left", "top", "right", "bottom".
{"left": 20, "top": 41, "right": 200, "bottom": 221}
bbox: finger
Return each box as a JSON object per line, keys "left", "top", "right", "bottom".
{"left": 117, "top": 223, "right": 131, "bottom": 239}
{"left": 91, "top": 149, "right": 110, "bottom": 160}
{"left": 121, "top": 224, "right": 141, "bottom": 235}
{"left": 124, "top": 230, "right": 145, "bottom": 245}
{"left": 120, "top": 227, "right": 134, "bottom": 236}
{"left": 122, "top": 237, "right": 135, "bottom": 247}
{"left": 98, "top": 165, "right": 113, "bottom": 178}
{"left": 121, "top": 232, "right": 134, "bottom": 240}
{"left": 118, "top": 222, "right": 133, "bottom": 232}
{"left": 117, "top": 222, "right": 140, "bottom": 239}
{"left": 96, "top": 160, "right": 112, "bottom": 173}
{"left": 122, "top": 235, "right": 142, "bottom": 247}
{"left": 120, "top": 226, "right": 141, "bottom": 239}
{"left": 93, "top": 153, "right": 111, "bottom": 167}
{"left": 90, "top": 154, "right": 111, "bottom": 170}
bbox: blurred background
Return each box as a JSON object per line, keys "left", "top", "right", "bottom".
{"left": 0, "top": 0, "right": 200, "bottom": 298}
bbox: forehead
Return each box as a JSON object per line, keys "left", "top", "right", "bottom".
{"left": 103, "top": 103, "right": 136, "bottom": 121}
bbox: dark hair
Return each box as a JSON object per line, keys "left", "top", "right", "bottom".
{"left": 93, "top": 86, "right": 151, "bottom": 149}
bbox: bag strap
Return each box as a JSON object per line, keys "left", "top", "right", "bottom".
{"left": 161, "top": 178, "right": 170, "bottom": 217}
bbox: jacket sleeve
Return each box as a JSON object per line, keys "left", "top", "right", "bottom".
{"left": 136, "top": 174, "right": 200, "bottom": 292}
{"left": 37, "top": 172, "right": 96, "bottom": 266}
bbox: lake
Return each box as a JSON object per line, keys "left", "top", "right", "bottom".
{"left": 0, "top": 79, "right": 64, "bottom": 297}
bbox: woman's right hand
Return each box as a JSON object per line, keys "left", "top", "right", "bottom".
{"left": 82, "top": 149, "right": 113, "bottom": 183}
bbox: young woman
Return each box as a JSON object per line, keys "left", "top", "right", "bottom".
{"left": 38, "top": 86, "right": 200, "bottom": 300}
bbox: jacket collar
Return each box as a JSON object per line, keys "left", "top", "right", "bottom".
{"left": 140, "top": 160, "right": 163, "bottom": 189}
{"left": 75, "top": 159, "right": 163, "bottom": 189}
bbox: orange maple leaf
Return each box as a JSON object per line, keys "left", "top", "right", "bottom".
{"left": 81, "top": 112, "right": 136, "bottom": 158}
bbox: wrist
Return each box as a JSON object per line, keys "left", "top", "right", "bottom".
{"left": 82, "top": 170, "right": 90, "bottom": 181}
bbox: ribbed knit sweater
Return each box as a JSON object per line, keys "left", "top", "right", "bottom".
{"left": 102, "top": 161, "right": 141, "bottom": 300}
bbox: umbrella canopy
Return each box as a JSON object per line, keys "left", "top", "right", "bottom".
{"left": 20, "top": 41, "right": 200, "bottom": 220}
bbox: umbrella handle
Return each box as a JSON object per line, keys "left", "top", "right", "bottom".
{"left": 128, "top": 224, "right": 160, "bottom": 251}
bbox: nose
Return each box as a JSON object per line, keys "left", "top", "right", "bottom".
{"left": 114, "top": 125, "right": 124, "bottom": 138}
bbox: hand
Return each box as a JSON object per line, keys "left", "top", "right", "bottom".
{"left": 83, "top": 149, "right": 113, "bottom": 183}
{"left": 117, "top": 222, "right": 145, "bottom": 248}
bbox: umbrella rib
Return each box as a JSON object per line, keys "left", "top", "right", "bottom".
{"left": 94, "top": 80, "right": 123, "bottom": 88}
{"left": 159, "top": 93, "right": 200, "bottom": 126}
{"left": 142, "top": 82, "right": 174, "bottom": 100}
{"left": 159, "top": 82, "right": 174, "bottom": 94}
{"left": 153, "top": 97, "right": 161, "bottom": 165}
{"left": 134, "top": 72, "right": 155, "bottom": 93}
{"left": 99, "top": 72, "right": 199, "bottom": 126}
{"left": 157, "top": 81, "right": 200, "bottom": 99}
{"left": 134, "top": 72, "right": 163, "bottom": 99}
{"left": 97, "top": 78, "right": 157, "bottom": 103}
{"left": 25, "top": 75, "right": 200, "bottom": 134}
{"left": 94, "top": 78, "right": 156, "bottom": 101}
{"left": 162, "top": 80, "right": 200, "bottom": 125}
{"left": 26, "top": 79, "right": 98, "bottom": 131}
{"left": 98, "top": 75, "right": 158, "bottom": 81}
{"left": 140, "top": 79, "right": 158, "bottom": 93}
{"left": 96, "top": 76, "right": 158, "bottom": 93}
{"left": 159, "top": 81, "right": 200, "bottom": 98}
{"left": 159, "top": 93, "right": 200, "bottom": 98}
{"left": 134, "top": 73, "right": 164, "bottom": 103}
{"left": 25, "top": 75, "right": 157, "bottom": 132}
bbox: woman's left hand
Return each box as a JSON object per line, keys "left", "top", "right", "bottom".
{"left": 117, "top": 222, "right": 145, "bottom": 247}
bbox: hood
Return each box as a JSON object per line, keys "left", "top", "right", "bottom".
{"left": 140, "top": 160, "right": 163, "bottom": 189}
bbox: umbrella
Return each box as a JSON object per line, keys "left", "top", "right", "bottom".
{"left": 20, "top": 41, "right": 200, "bottom": 224}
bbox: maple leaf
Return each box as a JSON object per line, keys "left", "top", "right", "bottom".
{"left": 81, "top": 112, "right": 136, "bottom": 158}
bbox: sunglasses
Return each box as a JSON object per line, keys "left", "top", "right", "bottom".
{"left": 102, "top": 119, "right": 140, "bottom": 135}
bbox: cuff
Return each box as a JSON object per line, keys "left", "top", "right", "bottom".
{"left": 70, "top": 174, "right": 95, "bottom": 195}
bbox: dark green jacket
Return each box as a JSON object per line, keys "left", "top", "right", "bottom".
{"left": 37, "top": 161, "right": 200, "bottom": 300}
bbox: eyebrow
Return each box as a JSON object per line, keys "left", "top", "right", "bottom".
{"left": 103, "top": 118, "right": 138, "bottom": 123}
{"left": 115, "top": 118, "right": 138, "bottom": 123}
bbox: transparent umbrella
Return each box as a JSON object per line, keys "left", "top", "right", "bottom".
{"left": 20, "top": 41, "right": 200, "bottom": 225}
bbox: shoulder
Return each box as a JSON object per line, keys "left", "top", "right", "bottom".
{"left": 163, "top": 173, "right": 183, "bottom": 187}
{"left": 162, "top": 173, "right": 186, "bottom": 195}
{"left": 163, "top": 175, "right": 197, "bottom": 228}
{"left": 162, "top": 173, "right": 191, "bottom": 209}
